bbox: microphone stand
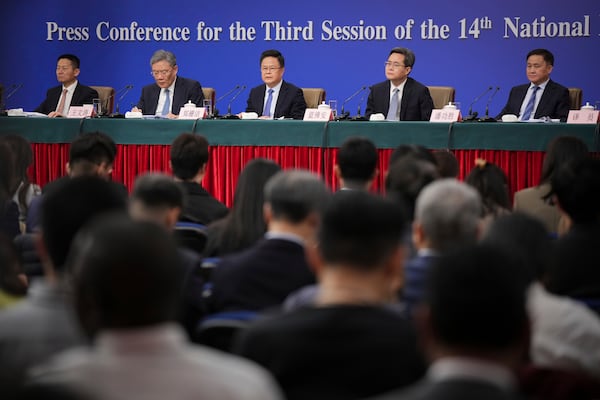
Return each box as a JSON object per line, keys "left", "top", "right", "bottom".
{"left": 0, "top": 84, "right": 23, "bottom": 115}
{"left": 350, "top": 93, "right": 368, "bottom": 121}
{"left": 463, "top": 86, "right": 492, "bottom": 122}
{"left": 109, "top": 85, "right": 134, "bottom": 118}
{"left": 220, "top": 85, "right": 246, "bottom": 119}
{"left": 337, "top": 86, "right": 367, "bottom": 121}
{"left": 478, "top": 87, "right": 500, "bottom": 122}
{"left": 212, "top": 85, "right": 240, "bottom": 118}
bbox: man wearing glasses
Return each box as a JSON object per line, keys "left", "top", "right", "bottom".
{"left": 133, "top": 49, "right": 204, "bottom": 118}
{"left": 245, "top": 49, "right": 307, "bottom": 120}
{"left": 365, "top": 47, "right": 433, "bottom": 121}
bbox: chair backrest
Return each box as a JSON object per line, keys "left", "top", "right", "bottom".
{"left": 302, "top": 88, "right": 326, "bottom": 108}
{"left": 202, "top": 87, "right": 216, "bottom": 107}
{"left": 568, "top": 88, "right": 582, "bottom": 110}
{"left": 89, "top": 86, "right": 115, "bottom": 115}
{"left": 174, "top": 221, "right": 208, "bottom": 255}
{"left": 427, "top": 86, "right": 456, "bottom": 109}
{"left": 195, "top": 310, "right": 258, "bottom": 351}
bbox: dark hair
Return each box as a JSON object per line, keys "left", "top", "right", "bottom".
{"left": 319, "top": 191, "right": 406, "bottom": 269}
{"left": 0, "top": 135, "right": 35, "bottom": 215}
{"left": 0, "top": 142, "right": 14, "bottom": 204}
{"left": 57, "top": 54, "right": 81, "bottom": 69}
{"left": 427, "top": 244, "right": 528, "bottom": 350}
{"left": 432, "top": 150, "right": 459, "bottom": 178}
{"left": 526, "top": 48, "right": 555, "bottom": 66}
{"left": 205, "top": 158, "right": 281, "bottom": 256}
{"left": 69, "top": 216, "right": 182, "bottom": 333}
{"left": 540, "top": 136, "right": 589, "bottom": 186}
{"left": 337, "top": 136, "right": 378, "bottom": 184}
{"left": 0, "top": 233, "right": 27, "bottom": 296}
{"left": 260, "top": 49, "right": 285, "bottom": 67}
{"left": 389, "top": 144, "right": 436, "bottom": 168}
{"left": 69, "top": 132, "right": 117, "bottom": 169}
{"left": 551, "top": 158, "right": 600, "bottom": 225}
{"left": 264, "top": 170, "right": 330, "bottom": 223}
{"left": 389, "top": 47, "right": 415, "bottom": 68}
{"left": 131, "top": 173, "right": 185, "bottom": 210}
{"left": 170, "top": 133, "right": 209, "bottom": 180}
{"left": 465, "top": 161, "right": 510, "bottom": 217}
{"left": 41, "top": 176, "right": 127, "bottom": 271}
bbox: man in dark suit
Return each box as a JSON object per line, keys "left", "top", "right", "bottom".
{"left": 133, "top": 49, "right": 204, "bottom": 118}
{"left": 365, "top": 47, "right": 434, "bottom": 121}
{"left": 244, "top": 49, "right": 307, "bottom": 120}
{"left": 497, "top": 48, "right": 570, "bottom": 122}
{"left": 35, "top": 54, "right": 98, "bottom": 117}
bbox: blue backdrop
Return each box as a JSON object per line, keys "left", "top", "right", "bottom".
{"left": 2, "top": 0, "right": 598, "bottom": 116}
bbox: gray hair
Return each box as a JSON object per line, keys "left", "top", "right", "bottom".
{"left": 415, "top": 179, "right": 481, "bottom": 252}
{"left": 150, "top": 49, "right": 177, "bottom": 67}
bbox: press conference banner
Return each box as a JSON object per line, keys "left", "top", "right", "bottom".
{"left": 1, "top": 0, "right": 598, "bottom": 115}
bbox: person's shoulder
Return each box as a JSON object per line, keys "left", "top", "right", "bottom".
{"left": 371, "top": 80, "right": 389, "bottom": 90}
{"left": 546, "top": 79, "right": 569, "bottom": 92}
{"left": 77, "top": 84, "right": 97, "bottom": 93}
{"left": 406, "top": 77, "right": 428, "bottom": 89}
{"left": 281, "top": 80, "right": 302, "bottom": 91}
{"left": 177, "top": 76, "right": 201, "bottom": 87}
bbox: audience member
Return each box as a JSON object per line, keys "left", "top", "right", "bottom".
{"left": 35, "top": 54, "right": 98, "bottom": 117}
{"left": 335, "top": 136, "right": 378, "bottom": 191}
{"left": 465, "top": 159, "right": 510, "bottom": 229}
{"left": 235, "top": 191, "right": 426, "bottom": 400}
{"left": 404, "top": 179, "right": 481, "bottom": 318}
{"left": 203, "top": 158, "right": 281, "bottom": 257}
{"left": 432, "top": 150, "right": 459, "bottom": 178}
{"left": 245, "top": 49, "right": 307, "bottom": 119}
{"left": 497, "top": 48, "right": 570, "bottom": 122}
{"left": 29, "top": 216, "right": 283, "bottom": 400}
{"left": 170, "top": 133, "right": 227, "bottom": 226}
{"left": 0, "top": 177, "right": 127, "bottom": 385}
{"left": 133, "top": 49, "right": 204, "bottom": 118}
{"left": 365, "top": 47, "right": 434, "bottom": 121}
{"left": 388, "top": 144, "right": 437, "bottom": 168}
{"left": 369, "top": 244, "right": 530, "bottom": 400}
{"left": 0, "top": 142, "right": 19, "bottom": 239}
{"left": 513, "top": 136, "right": 589, "bottom": 235}
{"left": 0, "top": 234, "right": 27, "bottom": 310}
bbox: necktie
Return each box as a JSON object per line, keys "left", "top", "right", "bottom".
{"left": 56, "top": 89, "right": 68, "bottom": 115}
{"left": 521, "top": 86, "right": 540, "bottom": 121}
{"left": 387, "top": 88, "right": 399, "bottom": 121}
{"left": 161, "top": 89, "right": 171, "bottom": 116}
{"left": 263, "top": 88, "right": 274, "bottom": 117}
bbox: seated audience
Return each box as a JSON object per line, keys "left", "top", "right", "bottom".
{"left": 203, "top": 158, "right": 281, "bottom": 257}
{"left": 465, "top": 159, "right": 510, "bottom": 230}
{"left": 0, "top": 234, "right": 27, "bottom": 310}
{"left": 29, "top": 216, "right": 283, "bottom": 400}
{"left": 0, "top": 142, "right": 19, "bottom": 239}
{"left": 235, "top": 191, "right": 426, "bottom": 400}
{"left": 432, "top": 150, "right": 459, "bottom": 178}
{"left": 334, "top": 136, "right": 379, "bottom": 191}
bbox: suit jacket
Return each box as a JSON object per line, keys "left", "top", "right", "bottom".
{"left": 365, "top": 77, "right": 434, "bottom": 121}
{"left": 178, "top": 181, "right": 228, "bottom": 226}
{"left": 513, "top": 183, "right": 563, "bottom": 234}
{"left": 245, "top": 81, "right": 307, "bottom": 119}
{"left": 496, "top": 80, "right": 570, "bottom": 122}
{"left": 136, "top": 76, "right": 204, "bottom": 115}
{"left": 35, "top": 83, "right": 98, "bottom": 115}
{"left": 403, "top": 254, "right": 439, "bottom": 318}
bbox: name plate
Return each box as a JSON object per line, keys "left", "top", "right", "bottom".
{"left": 67, "top": 105, "right": 93, "bottom": 118}
{"left": 178, "top": 106, "right": 207, "bottom": 120}
{"left": 567, "top": 110, "right": 599, "bottom": 124}
{"left": 303, "top": 108, "right": 333, "bottom": 121}
{"left": 429, "top": 109, "right": 461, "bottom": 123}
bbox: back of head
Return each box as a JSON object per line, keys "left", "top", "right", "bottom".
{"left": 68, "top": 215, "right": 182, "bottom": 332}
{"left": 415, "top": 179, "right": 481, "bottom": 252}
{"left": 336, "top": 136, "right": 378, "bottom": 187}
{"left": 169, "top": 133, "right": 209, "bottom": 180}
{"left": 427, "top": 244, "right": 528, "bottom": 352}
{"left": 130, "top": 173, "right": 185, "bottom": 225}
{"left": 264, "top": 170, "right": 331, "bottom": 223}
{"left": 69, "top": 132, "right": 116, "bottom": 176}
{"left": 0, "top": 134, "right": 33, "bottom": 189}
{"left": 389, "top": 144, "right": 436, "bottom": 167}
{"left": 41, "top": 176, "right": 127, "bottom": 271}
{"left": 0, "top": 142, "right": 14, "bottom": 203}
{"left": 432, "top": 150, "right": 459, "bottom": 178}
{"left": 540, "top": 136, "right": 589, "bottom": 186}
{"left": 319, "top": 190, "right": 406, "bottom": 270}
{"left": 465, "top": 160, "right": 509, "bottom": 215}
{"left": 551, "top": 158, "right": 600, "bottom": 225}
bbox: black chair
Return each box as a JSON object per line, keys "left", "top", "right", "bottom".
{"left": 174, "top": 221, "right": 207, "bottom": 255}
{"left": 194, "top": 310, "right": 258, "bottom": 352}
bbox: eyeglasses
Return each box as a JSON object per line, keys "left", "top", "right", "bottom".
{"left": 151, "top": 69, "right": 173, "bottom": 77}
{"left": 261, "top": 66, "right": 282, "bottom": 72}
{"left": 384, "top": 61, "right": 406, "bottom": 69}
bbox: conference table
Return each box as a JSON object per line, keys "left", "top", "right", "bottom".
{"left": 1, "top": 116, "right": 597, "bottom": 207}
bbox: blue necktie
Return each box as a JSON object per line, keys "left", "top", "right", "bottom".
{"left": 521, "top": 86, "right": 539, "bottom": 121}
{"left": 263, "top": 88, "right": 274, "bottom": 117}
{"left": 387, "top": 88, "right": 399, "bottom": 121}
{"left": 161, "top": 88, "right": 171, "bottom": 116}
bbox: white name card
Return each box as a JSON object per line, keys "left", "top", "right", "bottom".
{"left": 567, "top": 110, "right": 599, "bottom": 124}
{"left": 178, "top": 106, "right": 207, "bottom": 120}
{"left": 67, "top": 105, "right": 93, "bottom": 118}
{"left": 429, "top": 109, "right": 461, "bottom": 123}
{"left": 303, "top": 108, "right": 333, "bottom": 121}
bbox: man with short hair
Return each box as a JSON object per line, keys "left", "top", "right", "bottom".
{"left": 170, "top": 133, "right": 228, "bottom": 225}
{"left": 365, "top": 47, "right": 434, "bottom": 121}
{"left": 497, "top": 48, "right": 570, "bottom": 122}
{"left": 335, "top": 136, "right": 379, "bottom": 191}
{"left": 245, "top": 49, "right": 307, "bottom": 119}
{"left": 133, "top": 49, "right": 204, "bottom": 118}
{"left": 35, "top": 54, "right": 98, "bottom": 117}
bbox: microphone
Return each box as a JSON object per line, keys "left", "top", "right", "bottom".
{"left": 338, "top": 85, "right": 367, "bottom": 120}
{"left": 478, "top": 86, "right": 500, "bottom": 122}
{"left": 463, "top": 86, "right": 492, "bottom": 121}
{"left": 351, "top": 91, "right": 368, "bottom": 121}
{"left": 109, "top": 84, "right": 134, "bottom": 118}
{"left": 213, "top": 85, "right": 240, "bottom": 117}
{"left": 0, "top": 83, "right": 23, "bottom": 114}
{"left": 221, "top": 85, "right": 246, "bottom": 119}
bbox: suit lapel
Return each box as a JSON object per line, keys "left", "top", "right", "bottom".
{"left": 274, "top": 81, "right": 287, "bottom": 117}
{"left": 535, "top": 81, "right": 553, "bottom": 118}
{"left": 400, "top": 79, "right": 412, "bottom": 120}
